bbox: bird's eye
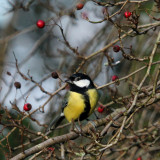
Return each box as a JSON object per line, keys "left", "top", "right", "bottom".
{"left": 75, "top": 77, "right": 80, "bottom": 81}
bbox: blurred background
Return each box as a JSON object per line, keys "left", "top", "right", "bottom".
{"left": 0, "top": 0, "right": 160, "bottom": 159}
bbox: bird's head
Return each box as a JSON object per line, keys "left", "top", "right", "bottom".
{"left": 65, "top": 73, "right": 95, "bottom": 91}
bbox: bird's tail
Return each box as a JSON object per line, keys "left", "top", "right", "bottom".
{"left": 47, "top": 113, "right": 65, "bottom": 132}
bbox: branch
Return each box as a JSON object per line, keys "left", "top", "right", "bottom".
{"left": 10, "top": 108, "right": 126, "bottom": 160}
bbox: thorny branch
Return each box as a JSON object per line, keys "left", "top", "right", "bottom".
{"left": 1, "top": 0, "right": 160, "bottom": 160}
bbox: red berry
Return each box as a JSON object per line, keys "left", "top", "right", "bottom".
{"left": 112, "top": 75, "right": 118, "bottom": 81}
{"left": 48, "top": 147, "right": 55, "bottom": 151}
{"left": 14, "top": 82, "right": 21, "bottom": 89}
{"left": 97, "top": 105, "right": 104, "bottom": 113}
{"left": 51, "top": 72, "right": 59, "bottom": 79}
{"left": 124, "top": 11, "right": 132, "bottom": 18}
{"left": 113, "top": 45, "right": 120, "bottom": 52}
{"left": 23, "top": 103, "right": 32, "bottom": 111}
{"left": 7, "top": 71, "right": 11, "bottom": 76}
{"left": 76, "top": 3, "right": 84, "bottom": 10}
{"left": 36, "top": 20, "right": 45, "bottom": 28}
{"left": 136, "top": 157, "right": 142, "bottom": 160}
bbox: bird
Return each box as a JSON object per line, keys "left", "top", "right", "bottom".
{"left": 48, "top": 73, "right": 99, "bottom": 131}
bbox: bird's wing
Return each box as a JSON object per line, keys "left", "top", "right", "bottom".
{"left": 47, "top": 92, "right": 70, "bottom": 131}
{"left": 47, "top": 112, "right": 64, "bottom": 131}
{"left": 62, "top": 91, "right": 70, "bottom": 110}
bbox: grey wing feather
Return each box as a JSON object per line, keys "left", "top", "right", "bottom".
{"left": 47, "top": 113, "right": 64, "bottom": 131}
{"left": 62, "top": 92, "right": 69, "bottom": 110}
{"left": 62, "top": 100, "right": 68, "bottom": 110}
{"left": 47, "top": 92, "right": 69, "bottom": 131}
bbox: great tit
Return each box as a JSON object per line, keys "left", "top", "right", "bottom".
{"left": 48, "top": 73, "right": 99, "bottom": 130}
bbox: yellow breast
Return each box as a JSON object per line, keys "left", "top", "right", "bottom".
{"left": 87, "top": 89, "right": 99, "bottom": 115}
{"left": 63, "top": 92, "right": 85, "bottom": 122}
{"left": 63, "top": 89, "right": 99, "bottom": 122}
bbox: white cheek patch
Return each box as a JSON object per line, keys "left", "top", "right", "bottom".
{"left": 73, "top": 79, "right": 90, "bottom": 88}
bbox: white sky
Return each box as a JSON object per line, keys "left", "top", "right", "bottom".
{"left": 0, "top": 1, "right": 13, "bottom": 28}
{"left": 0, "top": 0, "right": 106, "bottom": 125}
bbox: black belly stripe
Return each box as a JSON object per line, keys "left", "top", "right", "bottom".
{"left": 79, "top": 92, "right": 91, "bottom": 121}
